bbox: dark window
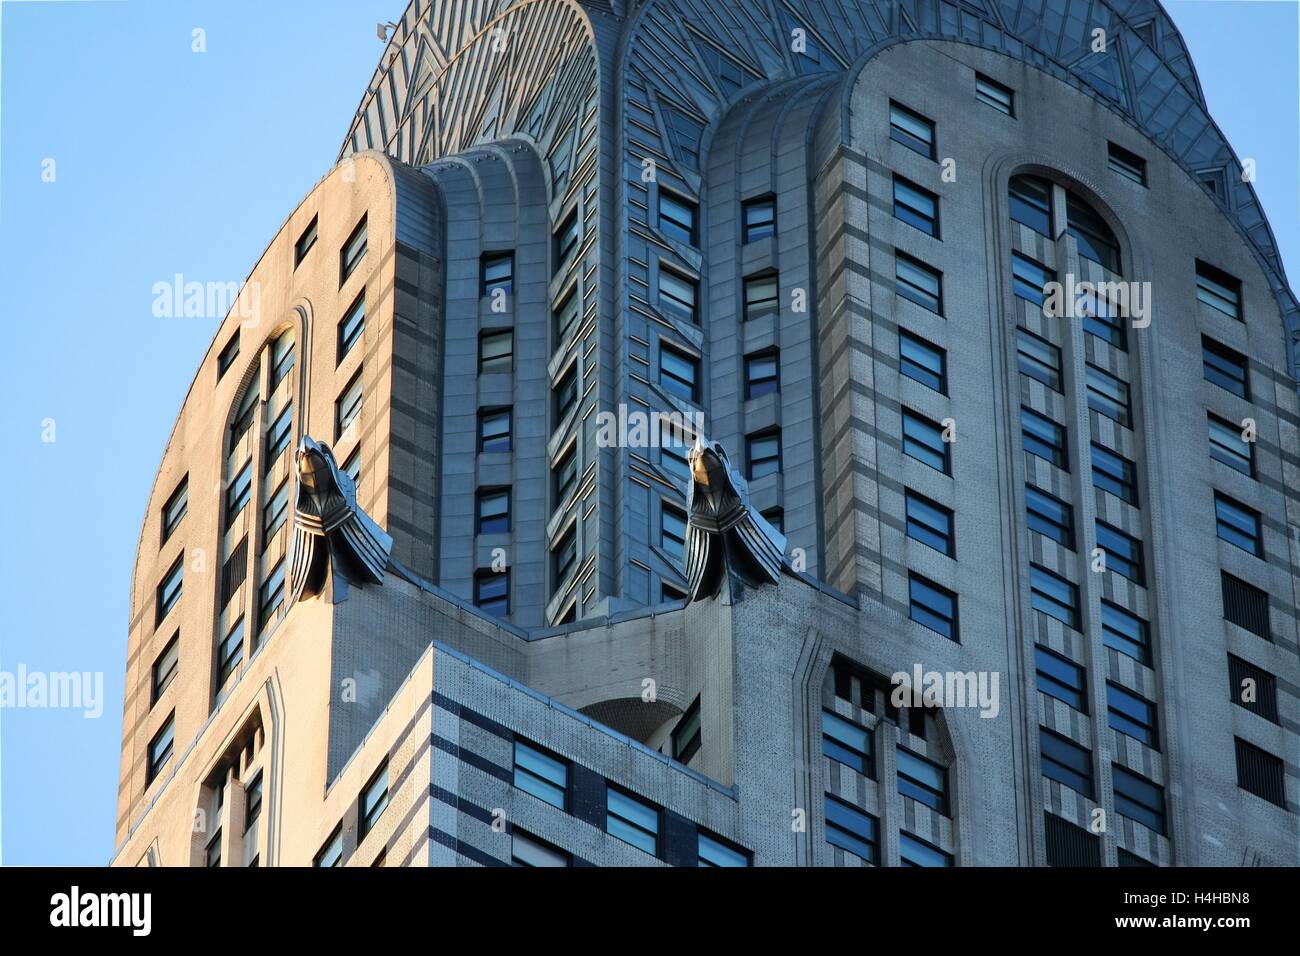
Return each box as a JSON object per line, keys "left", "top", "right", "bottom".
{"left": 513, "top": 740, "right": 567, "bottom": 809}
{"left": 1012, "top": 252, "right": 1054, "bottom": 307}
{"left": 1081, "top": 291, "right": 1127, "bottom": 350}
{"left": 606, "top": 787, "right": 659, "bottom": 856}
{"left": 899, "top": 330, "right": 946, "bottom": 393}
{"left": 554, "top": 209, "right": 579, "bottom": 270}
{"left": 658, "top": 191, "right": 697, "bottom": 245}
{"left": 221, "top": 537, "right": 248, "bottom": 606}
{"left": 895, "top": 253, "right": 943, "bottom": 314}
{"left": 660, "top": 423, "right": 691, "bottom": 481}
{"left": 975, "top": 73, "right": 1014, "bottom": 115}
{"left": 908, "top": 572, "right": 958, "bottom": 641}
{"left": 554, "top": 364, "right": 578, "bottom": 422}
{"left": 359, "top": 762, "right": 389, "bottom": 839}
{"left": 1017, "top": 328, "right": 1061, "bottom": 390}
{"left": 889, "top": 101, "right": 936, "bottom": 159}
{"left": 1026, "top": 485, "right": 1074, "bottom": 548}
{"left": 1108, "top": 142, "right": 1147, "bottom": 186}
{"left": 335, "top": 372, "right": 363, "bottom": 439}
{"left": 1096, "top": 522, "right": 1144, "bottom": 585}
{"left": 270, "top": 330, "right": 295, "bottom": 389}
{"left": 552, "top": 524, "right": 577, "bottom": 586}
{"left": 1085, "top": 365, "right": 1131, "bottom": 427}
{"left": 151, "top": 634, "right": 179, "bottom": 705}
{"left": 217, "top": 618, "right": 244, "bottom": 687}
{"left": 230, "top": 381, "right": 260, "bottom": 447}
{"left": 658, "top": 268, "right": 698, "bottom": 323}
{"left": 265, "top": 402, "right": 293, "bottom": 469}
{"left": 217, "top": 332, "right": 240, "bottom": 381}
{"left": 903, "top": 409, "right": 950, "bottom": 474}
{"left": 893, "top": 176, "right": 939, "bottom": 237}
{"left": 206, "top": 830, "right": 222, "bottom": 869}
{"left": 480, "top": 251, "right": 514, "bottom": 296}
{"left": 762, "top": 508, "right": 784, "bottom": 533}
{"left": 1035, "top": 646, "right": 1086, "bottom": 711}
{"left": 744, "top": 349, "right": 780, "bottom": 399}
{"left": 314, "top": 827, "right": 343, "bottom": 867}
{"left": 554, "top": 288, "right": 580, "bottom": 342}
{"left": 1117, "top": 849, "right": 1155, "bottom": 867}
{"left": 478, "top": 408, "right": 512, "bottom": 453}
{"left": 1030, "top": 564, "right": 1081, "bottom": 628}
{"left": 1196, "top": 260, "right": 1242, "bottom": 320}
{"left": 511, "top": 831, "right": 570, "bottom": 867}
{"left": 339, "top": 215, "right": 368, "bottom": 285}
{"left": 742, "top": 195, "right": 775, "bottom": 242}
{"left": 698, "top": 831, "right": 750, "bottom": 867}
{"left": 1009, "top": 174, "right": 1052, "bottom": 236}
{"left": 671, "top": 695, "right": 702, "bottom": 763}
{"left": 479, "top": 329, "right": 513, "bottom": 373}
{"left": 473, "top": 569, "right": 509, "bottom": 617}
{"left": 897, "top": 747, "right": 948, "bottom": 815}
{"left": 660, "top": 503, "right": 687, "bottom": 562}
{"left": 824, "top": 794, "right": 878, "bottom": 863}
{"left": 1112, "top": 765, "right": 1166, "bottom": 834}
{"left": 147, "top": 713, "right": 175, "bottom": 784}
{"left": 1044, "top": 813, "right": 1100, "bottom": 867}
{"left": 905, "top": 490, "right": 954, "bottom": 556}
{"left": 746, "top": 429, "right": 782, "bottom": 480}
{"left": 1066, "top": 194, "right": 1121, "bottom": 273}
{"left": 226, "top": 460, "right": 253, "bottom": 524}
{"left": 1202, "top": 336, "right": 1249, "bottom": 398}
{"left": 1021, "top": 408, "right": 1067, "bottom": 470}
{"left": 1091, "top": 443, "right": 1138, "bottom": 505}
{"left": 660, "top": 581, "right": 688, "bottom": 603}
{"left": 258, "top": 560, "right": 286, "bottom": 634}
{"left": 743, "top": 272, "right": 779, "bottom": 322}
{"left": 156, "top": 557, "right": 184, "bottom": 624}
{"left": 476, "top": 488, "right": 511, "bottom": 535}
{"left": 1227, "top": 655, "right": 1279, "bottom": 723}
{"left": 1208, "top": 414, "right": 1254, "bottom": 477}
{"left": 1040, "top": 728, "right": 1093, "bottom": 798}
{"left": 1101, "top": 601, "right": 1150, "bottom": 665}
{"left": 822, "top": 710, "right": 873, "bottom": 776}
{"left": 659, "top": 346, "right": 699, "bottom": 402}
{"left": 1222, "top": 572, "right": 1270, "bottom": 639}
{"left": 1107, "top": 683, "right": 1157, "bottom": 747}
{"left": 244, "top": 770, "right": 262, "bottom": 830}
{"left": 1234, "top": 738, "right": 1286, "bottom": 807}
{"left": 294, "top": 215, "right": 317, "bottom": 267}
{"left": 161, "top": 476, "right": 188, "bottom": 544}
{"left": 263, "top": 480, "right": 290, "bottom": 547}
{"left": 1214, "top": 492, "right": 1263, "bottom": 557}
{"left": 899, "top": 832, "right": 952, "bottom": 867}
{"left": 553, "top": 444, "right": 578, "bottom": 503}
{"left": 342, "top": 447, "right": 361, "bottom": 485}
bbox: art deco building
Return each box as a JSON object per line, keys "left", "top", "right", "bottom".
{"left": 114, "top": 0, "right": 1300, "bottom": 867}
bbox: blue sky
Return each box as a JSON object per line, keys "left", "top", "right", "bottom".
{"left": 0, "top": 0, "right": 1295, "bottom": 865}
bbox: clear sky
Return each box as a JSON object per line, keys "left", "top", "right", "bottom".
{"left": 0, "top": 0, "right": 1295, "bottom": 866}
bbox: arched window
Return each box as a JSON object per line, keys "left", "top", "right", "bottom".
{"left": 1065, "top": 191, "right": 1121, "bottom": 273}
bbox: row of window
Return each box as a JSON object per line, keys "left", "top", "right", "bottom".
{"left": 314, "top": 761, "right": 390, "bottom": 866}
{"left": 822, "top": 710, "right": 950, "bottom": 815}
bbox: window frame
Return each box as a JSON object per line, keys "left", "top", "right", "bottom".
{"left": 904, "top": 489, "right": 954, "bottom": 557}
{"left": 888, "top": 100, "right": 936, "bottom": 160}
{"left": 477, "top": 407, "right": 512, "bottom": 454}
{"left": 894, "top": 252, "right": 943, "bottom": 314}
{"left": 337, "top": 293, "right": 366, "bottom": 363}
{"left": 908, "top": 572, "right": 958, "bottom": 641}
{"left": 657, "top": 190, "right": 698, "bottom": 246}
{"left": 741, "top": 194, "right": 776, "bottom": 243}
{"left": 151, "top": 633, "right": 179, "bottom": 705}
{"left": 161, "top": 476, "right": 189, "bottom": 545}
{"left": 1214, "top": 491, "right": 1263, "bottom": 557}
{"left": 898, "top": 329, "right": 947, "bottom": 394}
{"left": 902, "top": 408, "right": 950, "bottom": 474}
{"left": 745, "top": 428, "right": 782, "bottom": 481}
{"left": 339, "top": 214, "right": 368, "bottom": 286}
{"left": 975, "top": 73, "right": 1014, "bottom": 115}
{"left": 478, "top": 328, "right": 514, "bottom": 374}
{"left": 892, "top": 175, "right": 940, "bottom": 238}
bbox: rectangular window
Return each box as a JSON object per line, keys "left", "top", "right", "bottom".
{"left": 1091, "top": 443, "right": 1138, "bottom": 505}
{"left": 746, "top": 429, "right": 782, "bottom": 480}
{"left": 263, "top": 480, "right": 290, "bottom": 546}
{"left": 975, "top": 73, "right": 1014, "bottom": 115}
{"left": 161, "top": 477, "right": 188, "bottom": 544}
{"left": 478, "top": 408, "right": 512, "bottom": 453}
{"left": 895, "top": 253, "right": 942, "bottom": 314}
{"left": 822, "top": 709, "right": 873, "bottom": 776}
{"left": 340, "top": 215, "right": 367, "bottom": 285}
{"left": 1112, "top": 765, "right": 1166, "bottom": 834}
{"left": 698, "top": 831, "right": 750, "bottom": 867}
{"left": 473, "top": 569, "right": 509, "bottom": 617}
{"left": 744, "top": 349, "right": 779, "bottom": 399}
{"left": 554, "top": 209, "right": 579, "bottom": 269}
{"left": 359, "top": 763, "right": 389, "bottom": 839}
{"left": 554, "top": 364, "right": 578, "bottom": 422}
{"left": 658, "top": 192, "right": 697, "bottom": 245}
{"left": 480, "top": 251, "right": 514, "bottom": 296}
{"left": 1102, "top": 601, "right": 1150, "bottom": 665}
{"left": 294, "top": 215, "right": 317, "bottom": 267}
{"left": 660, "top": 423, "right": 691, "bottom": 480}
{"left": 217, "top": 618, "right": 244, "bottom": 687}
{"left": 230, "top": 382, "right": 259, "bottom": 446}
{"left": 205, "top": 831, "right": 222, "bottom": 868}
{"left": 217, "top": 332, "right": 240, "bottom": 381}
{"left": 1035, "top": 646, "right": 1086, "bottom": 711}
{"left": 1085, "top": 365, "right": 1131, "bottom": 427}
{"left": 147, "top": 714, "right": 175, "bottom": 784}
{"left": 479, "top": 329, "right": 513, "bottom": 373}
{"left": 1030, "top": 564, "right": 1080, "bottom": 628}
{"left": 221, "top": 538, "right": 248, "bottom": 606}
{"left": 554, "top": 288, "right": 580, "bottom": 342}
{"left": 1066, "top": 196, "right": 1121, "bottom": 273}
{"left": 335, "top": 372, "right": 363, "bottom": 439}
{"left": 824, "top": 794, "right": 878, "bottom": 864}
{"left": 513, "top": 740, "right": 567, "bottom": 809}
{"left": 258, "top": 560, "right": 286, "bottom": 633}
{"left": 265, "top": 402, "right": 293, "bottom": 469}
{"left": 889, "top": 100, "right": 936, "bottom": 159}
{"left": 659, "top": 345, "right": 699, "bottom": 402}
{"left": 244, "top": 770, "right": 262, "bottom": 830}
{"left": 1214, "top": 492, "right": 1263, "bottom": 557}
{"left": 606, "top": 787, "right": 659, "bottom": 856}
{"left": 905, "top": 490, "right": 954, "bottom": 556}
{"left": 314, "top": 827, "right": 343, "bottom": 867}
{"left": 671, "top": 695, "right": 702, "bottom": 764}
{"left": 1009, "top": 175, "right": 1053, "bottom": 236}
{"left": 660, "top": 503, "right": 688, "bottom": 562}
{"left": 151, "top": 634, "right": 179, "bottom": 704}
{"left": 1021, "top": 408, "right": 1067, "bottom": 470}
{"left": 902, "top": 409, "right": 950, "bottom": 474}
{"left": 511, "top": 831, "right": 570, "bottom": 867}
{"left": 1012, "top": 252, "right": 1054, "bottom": 307}
{"left": 1108, "top": 142, "right": 1147, "bottom": 186}
{"left": 1222, "top": 572, "right": 1270, "bottom": 639}
{"left": 896, "top": 748, "right": 948, "bottom": 815}
{"left": 1017, "top": 328, "right": 1062, "bottom": 390}
{"left": 270, "top": 330, "right": 295, "bottom": 389}
{"left": 742, "top": 195, "right": 775, "bottom": 243}
{"left": 1096, "top": 522, "right": 1144, "bottom": 585}
{"left": 1081, "top": 291, "right": 1127, "bottom": 350}
{"left": 157, "top": 557, "right": 184, "bottom": 624}
{"left": 1196, "top": 259, "right": 1242, "bottom": 320}
{"left": 1040, "top": 728, "right": 1092, "bottom": 798}
{"left": 552, "top": 524, "right": 577, "bottom": 586}
{"left": 1208, "top": 414, "right": 1254, "bottom": 477}
{"left": 743, "top": 272, "right": 779, "bottom": 322}
{"left": 908, "top": 572, "right": 958, "bottom": 641}
{"left": 226, "top": 460, "right": 253, "bottom": 524}
{"left": 1202, "top": 336, "right": 1249, "bottom": 399}
{"left": 1235, "top": 737, "right": 1286, "bottom": 807}
{"left": 337, "top": 294, "right": 365, "bottom": 362}
{"left": 893, "top": 176, "right": 939, "bottom": 237}
{"left": 342, "top": 447, "right": 361, "bottom": 485}
{"left": 900, "top": 832, "right": 952, "bottom": 867}
{"left": 476, "top": 488, "right": 511, "bottom": 535}
{"left": 553, "top": 445, "right": 578, "bottom": 503}
{"left": 899, "top": 330, "right": 946, "bottom": 393}
{"left": 1107, "top": 683, "right": 1157, "bottom": 747}
{"left": 1045, "top": 813, "right": 1101, "bottom": 867}
{"left": 658, "top": 268, "right": 698, "bottom": 324}
{"left": 1025, "top": 485, "right": 1074, "bottom": 548}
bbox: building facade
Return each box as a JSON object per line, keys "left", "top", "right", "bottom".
{"left": 114, "top": 0, "right": 1300, "bottom": 867}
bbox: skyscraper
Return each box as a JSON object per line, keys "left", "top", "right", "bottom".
{"left": 114, "top": 0, "right": 1299, "bottom": 867}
